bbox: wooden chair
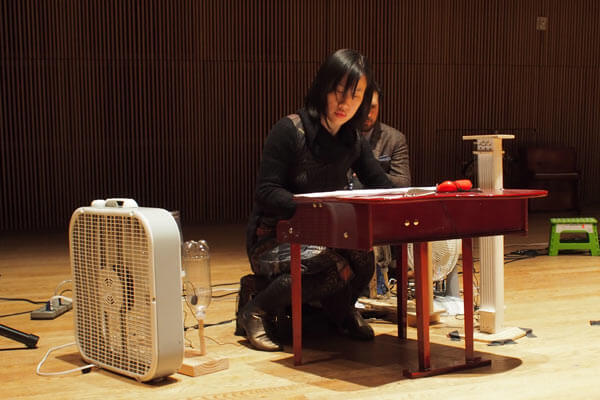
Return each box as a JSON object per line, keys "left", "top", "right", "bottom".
{"left": 526, "top": 147, "right": 580, "bottom": 212}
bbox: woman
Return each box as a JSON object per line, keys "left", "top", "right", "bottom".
{"left": 238, "top": 49, "right": 392, "bottom": 351}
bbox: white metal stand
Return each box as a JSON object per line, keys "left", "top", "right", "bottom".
{"left": 463, "top": 135, "right": 513, "bottom": 334}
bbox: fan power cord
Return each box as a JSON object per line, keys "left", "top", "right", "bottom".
{"left": 36, "top": 342, "right": 96, "bottom": 376}
{"left": 53, "top": 279, "right": 73, "bottom": 297}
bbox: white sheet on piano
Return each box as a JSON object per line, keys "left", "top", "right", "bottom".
{"left": 294, "top": 186, "right": 437, "bottom": 199}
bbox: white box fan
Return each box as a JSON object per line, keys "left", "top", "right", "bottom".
{"left": 69, "top": 198, "right": 184, "bottom": 382}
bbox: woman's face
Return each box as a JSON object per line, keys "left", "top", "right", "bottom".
{"left": 322, "top": 74, "right": 367, "bottom": 134}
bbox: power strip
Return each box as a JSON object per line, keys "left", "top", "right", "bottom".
{"left": 30, "top": 301, "right": 73, "bottom": 320}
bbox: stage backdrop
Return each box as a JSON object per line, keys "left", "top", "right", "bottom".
{"left": 2, "top": 0, "right": 600, "bottom": 230}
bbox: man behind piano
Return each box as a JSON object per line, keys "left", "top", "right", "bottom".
{"left": 350, "top": 81, "right": 411, "bottom": 190}
{"left": 349, "top": 82, "right": 412, "bottom": 295}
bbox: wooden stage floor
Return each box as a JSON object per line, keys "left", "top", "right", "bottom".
{"left": 1, "top": 208, "right": 600, "bottom": 399}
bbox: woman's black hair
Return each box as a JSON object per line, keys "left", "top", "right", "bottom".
{"left": 304, "top": 49, "right": 374, "bottom": 131}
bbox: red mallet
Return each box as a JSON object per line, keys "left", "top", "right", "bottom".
{"left": 436, "top": 180, "right": 458, "bottom": 192}
{"left": 454, "top": 179, "right": 473, "bottom": 191}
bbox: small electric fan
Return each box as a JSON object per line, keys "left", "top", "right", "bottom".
{"left": 407, "top": 239, "right": 461, "bottom": 286}
{"left": 69, "top": 199, "right": 184, "bottom": 382}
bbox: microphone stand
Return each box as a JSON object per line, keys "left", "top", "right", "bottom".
{"left": 0, "top": 324, "right": 39, "bottom": 348}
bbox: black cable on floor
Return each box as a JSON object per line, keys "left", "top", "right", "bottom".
{"left": 0, "top": 297, "right": 46, "bottom": 305}
{"left": 0, "top": 310, "right": 38, "bottom": 318}
{"left": 212, "top": 282, "right": 239, "bottom": 287}
{"left": 212, "top": 292, "right": 238, "bottom": 299}
{"left": 184, "top": 319, "right": 236, "bottom": 331}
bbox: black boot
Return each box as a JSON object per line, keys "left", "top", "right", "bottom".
{"left": 339, "top": 309, "right": 374, "bottom": 341}
{"left": 236, "top": 273, "right": 296, "bottom": 351}
{"left": 237, "top": 299, "right": 283, "bottom": 351}
{"left": 335, "top": 249, "right": 375, "bottom": 340}
{"left": 235, "top": 274, "right": 269, "bottom": 336}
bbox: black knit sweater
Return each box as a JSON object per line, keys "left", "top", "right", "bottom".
{"left": 247, "top": 108, "right": 391, "bottom": 255}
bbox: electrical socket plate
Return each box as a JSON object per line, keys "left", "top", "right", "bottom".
{"left": 30, "top": 302, "right": 73, "bottom": 320}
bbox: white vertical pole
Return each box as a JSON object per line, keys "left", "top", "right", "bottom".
{"left": 463, "top": 135, "right": 513, "bottom": 334}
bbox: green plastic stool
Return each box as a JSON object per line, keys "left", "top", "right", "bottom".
{"left": 548, "top": 217, "right": 600, "bottom": 256}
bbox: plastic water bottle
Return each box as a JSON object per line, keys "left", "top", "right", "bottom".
{"left": 182, "top": 240, "right": 212, "bottom": 319}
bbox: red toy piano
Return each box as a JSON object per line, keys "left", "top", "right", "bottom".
{"left": 277, "top": 187, "right": 547, "bottom": 378}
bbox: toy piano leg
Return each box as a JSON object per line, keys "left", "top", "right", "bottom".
{"left": 396, "top": 244, "right": 408, "bottom": 340}
{"left": 290, "top": 242, "right": 303, "bottom": 365}
{"left": 460, "top": 238, "right": 491, "bottom": 369}
{"left": 403, "top": 242, "right": 431, "bottom": 377}
{"left": 403, "top": 239, "right": 490, "bottom": 378}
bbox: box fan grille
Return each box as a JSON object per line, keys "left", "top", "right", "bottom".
{"left": 71, "top": 213, "right": 155, "bottom": 376}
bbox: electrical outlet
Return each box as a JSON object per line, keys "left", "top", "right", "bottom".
{"left": 30, "top": 301, "right": 73, "bottom": 320}
{"left": 536, "top": 16, "right": 548, "bottom": 31}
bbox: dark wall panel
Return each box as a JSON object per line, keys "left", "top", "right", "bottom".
{"left": 2, "top": 0, "right": 600, "bottom": 231}
{"left": 543, "top": 0, "right": 600, "bottom": 66}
